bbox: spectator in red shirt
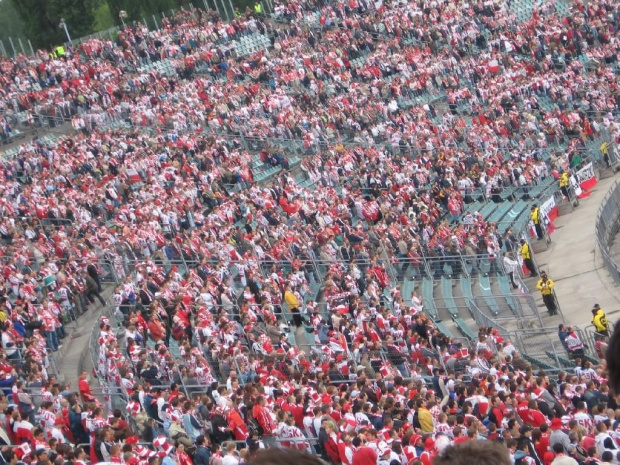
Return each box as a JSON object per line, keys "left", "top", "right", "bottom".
{"left": 252, "top": 396, "right": 276, "bottom": 446}
{"left": 517, "top": 398, "right": 531, "bottom": 424}
{"left": 78, "top": 370, "right": 95, "bottom": 403}
{"left": 227, "top": 402, "right": 249, "bottom": 441}
{"left": 146, "top": 315, "right": 165, "bottom": 343}
{"left": 538, "top": 423, "right": 551, "bottom": 457}
{"left": 527, "top": 400, "right": 548, "bottom": 428}
{"left": 533, "top": 428, "right": 549, "bottom": 462}
{"left": 488, "top": 396, "right": 504, "bottom": 427}
{"left": 351, "top": 436, "right": 377, "bottom": 465}
{"left": 452, "top": 426, "right": 469, "bottom": 445}
{"left": 323, "top": 422, "right": 340, "bottom": 465}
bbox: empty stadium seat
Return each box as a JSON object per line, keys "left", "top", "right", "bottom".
{"left": 441, "top": 277, "right": 459, "bottom": 318}
{"left": 478, "top": 275, "right": 500, "bottom": 316}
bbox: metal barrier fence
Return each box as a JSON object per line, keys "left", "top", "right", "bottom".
{"left": 469, "top": 301, "right": 509, "bottom": 337}
{"left": 595, "top": 178, "right": 620, "bottom": 286}
{"left": 508, "top": 326, "right": 600, "bottom": 372}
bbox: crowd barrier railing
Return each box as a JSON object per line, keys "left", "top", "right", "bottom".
{"left": 508, "top": 325, "right": 600, "bottom": 370}
{"left": 595, "top": 178, "right": 620, "bottom": 286}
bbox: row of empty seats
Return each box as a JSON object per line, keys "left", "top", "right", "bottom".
{"left": 413, "top": 272, "right": 523, "bottom": 341}
{"left": 138, "top": 58, "right": 176, "bottom": 76}
{"left": 2, "top": 132, "right": 59, "bottom": 159}
{"left": 232, "top": 33, "right": 270, "bottom": 57}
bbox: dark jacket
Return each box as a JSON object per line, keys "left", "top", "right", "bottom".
{"left": 85, "top": 275, "right": 98, "bottom": 293}
{"left": 210, "top": 413, "right": 232, "bottom": 444}
{"left": 194, "top": 446, "right": 211, "bottom": 465}
{"left": 87, "top": 264, "right": 99, "bottom": 279}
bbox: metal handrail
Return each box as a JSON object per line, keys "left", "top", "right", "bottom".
{"left": 469, "top": 300, "right": 510, "bottom": 337}
{"left": 474, "top": 290, "right": 543, "bottom": 326}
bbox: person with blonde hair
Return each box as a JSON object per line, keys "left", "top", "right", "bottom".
{"left": 222, "top": 442, "right": 239, "bottom": 465}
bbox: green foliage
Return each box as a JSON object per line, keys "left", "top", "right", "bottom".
{"left": 93, "top": 2, "right": 116, "bottom": 31}
{"left": 0, "top": 1, "right": 28, "bottom": 54}
{"left": 232, "top": 0, "right": 254, "bottom": 14}
{"left": 106, "top": 0, "right": 184, "bottom": 23}
{"left": 10, "top": 0, "right": 60, "bottom": 50}
{"left": 10, "top": 0, "right": 96, "bottom": 50}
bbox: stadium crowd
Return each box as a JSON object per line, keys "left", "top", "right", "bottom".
{"left": 0, "top": 0, "right": 619, "bottom": 463}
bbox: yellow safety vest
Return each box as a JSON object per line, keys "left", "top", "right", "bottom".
{"left": 559, "top": 172, "right": 569, "bottom": 188}
{"left": 254, "top": 3, "right": 262, "bottom": 13}
{"left": 530, "top": 207, "right": 540, "bottom": 225}
{"left": 592, "top": 310, "right": 609, "bottom": 332}
{"left": 520, "top": 243, "right": 531, "bottom": 260}
{"left": 56, "top": 46, "right": 66, "bottom": 57}
{"left": 536, "top": 277, "right": 554, "bottom": 295}
{"left": 601, "top": 142, "right": 609, "bottom": 155}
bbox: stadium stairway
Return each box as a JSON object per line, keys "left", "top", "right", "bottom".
{"left": 461, "top": 273, "right": 527, "bottom": 332}
{"left": 414, "top": 271, "right": 481, "bottom": 342}
{"left": 430, "top": 279, "right": 458, "bottom": 338}
{"left": 417, "top": 271, "right": 580, "bottom": 372}
{"left": 401, "top": 254, "right": 545, "bottom": 342}
{"left": 421, "top": 277, "right": 453, "bottom": 337}
{"left": 438, "top": 277, "right": 479, "bottom": 341}
{"left": 401, "top": 277, "right": 417, "bottom": 307}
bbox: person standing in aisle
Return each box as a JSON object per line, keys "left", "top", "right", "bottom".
{"left": 559, "top": 171, "right": 571, "bottom": 199}
{"left": 87, "top": 263, "right": 102, "bottom": 293}
{"left": 591, "top": 304, "right": 610, "bottom": 337}
{"left": 536, "top": 270, "right": 557, "bottom": 316}
{"left": 502, "top": 252, "right": 520, "bottom": 289}
{"left": 520, "top": 239, "right": 538, "bottom": 277}
{"left": 84, "top": 273, "right": 106, "bottom": 307}
{"left": 530, "top": 204, "right": 544, "bottom": 240}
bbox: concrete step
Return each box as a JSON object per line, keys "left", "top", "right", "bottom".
{"left": 531, "top": 236, "right": 551, "bottom": 254}
{"left": 598, "top": 167, "right": 616, "bottom": 180}
{"left": 521, "top": 275, "right": 540, "bottom": 290}
{"left": 451, "top": 277, "right": 472, "bottom": 319}
{"left": 58, "top": 288, "right": 113, "bottom": 385}
{"left": 557, "top": 199, "right": 575, "bottom": 216}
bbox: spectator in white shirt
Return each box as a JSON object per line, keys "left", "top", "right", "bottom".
{"left": 502, "top": 252, "right": 520, "bottom": 289}
{"left": 222, "top": 442, "right": 239, "bottom": 465}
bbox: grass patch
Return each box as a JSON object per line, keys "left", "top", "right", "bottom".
{"left": 93, "top": 2, "right": 116, "bottom": 31}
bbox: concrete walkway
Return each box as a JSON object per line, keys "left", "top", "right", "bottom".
{"left": 527, "top": 173, "right": 620, "bottom": 330}
{"left": 54, "top": 291, "right": 110, "bottom": 386}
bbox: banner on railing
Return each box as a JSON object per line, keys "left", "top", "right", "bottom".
{"left": 540, "top": 195, "right": 558, "bottom": 222}
{"left": 575, "top": 162, "right": 595, "bottom": 184}
{"left": 571, "top": 162, "right": 597, "bottom": 197}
